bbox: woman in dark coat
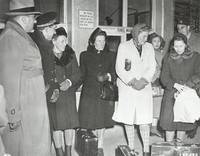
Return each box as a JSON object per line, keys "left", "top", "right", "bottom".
{"left": 79, "top": 27, "right": 116, "bottom": 156}
{"left": 159, "top": 33, "right": 200, "bottom": 142}
{"left": 52, "top": 27, "right": 81, "bottom": 156}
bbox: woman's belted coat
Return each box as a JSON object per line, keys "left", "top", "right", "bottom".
{"left": 113, "top": 39, "right": 156, "bottom": 125}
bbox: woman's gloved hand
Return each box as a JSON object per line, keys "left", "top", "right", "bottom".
{"left": 97, "top": 72, "right": 109, "bottom": 82}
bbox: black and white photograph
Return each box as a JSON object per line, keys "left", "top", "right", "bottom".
{"left": 0, "top": 0, "right": 200, "bottom": 156}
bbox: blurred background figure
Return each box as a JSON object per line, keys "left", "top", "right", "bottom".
{"left": 148, "top": 32, "right": 165, "bottom": 138}
{"left": 79, "top": 27, "right": 116, "bottom": 156}
{"left": 176, "top": 18, "right": 200, "bottom": 53}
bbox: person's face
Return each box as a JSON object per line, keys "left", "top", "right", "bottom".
{"left": 44, "top": 26, "right": 56, "bottom": 40}
{"left": 25, "top": 15, "right": 36, "bottom": 32}
{"left": 137, "top": 31, "right": 148, "bottom": 45}
{"left": 174, "top": 40, "right": 186, "bottom": 55}
{"left": 152, "top": 37, "right": 161, "bottom": 50}
{"left": 177, "top": 24, "right": 190, "bottom": 36}
{"left": 94, "top": 35, "right": 105, "bottom": 51}
{"left": 53, "top": 35, "right": 68, "bottom": 52}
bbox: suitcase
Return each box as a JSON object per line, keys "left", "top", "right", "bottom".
{"left": 75, "top": 129, "right": 98, "bottom": 156}
{"left": 115, "top": 145, "right": 139, "bottom": 156}
{"left": 151, "top": 142, "right": 200, "bottom": 156}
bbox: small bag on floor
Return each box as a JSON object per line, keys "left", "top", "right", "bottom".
{"left": 75, "top": 129, "right": 98, "bottom": 156}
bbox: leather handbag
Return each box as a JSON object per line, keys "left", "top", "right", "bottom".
{"left": 100, "top": 81, "right": 118, "bottom": 101}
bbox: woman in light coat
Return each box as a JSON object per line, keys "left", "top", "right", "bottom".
{"left": 113, "top": 23, "right": 156, "bottom": 156}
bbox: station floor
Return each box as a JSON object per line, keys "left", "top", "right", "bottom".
{"left": 67, "top": 124, "right": 200, "bottom": 156}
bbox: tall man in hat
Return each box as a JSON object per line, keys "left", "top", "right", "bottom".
{"left": 177, "top": 18, "right": 200, "bottom": 53}
{"left": 0, "top": 0, "right": 51, "bottom": 156}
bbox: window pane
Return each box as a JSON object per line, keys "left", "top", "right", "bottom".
{"left": 128, "top": 0, "right": 151, "bottom": 27}
{"left": 99, "top": 0, "right": 123, "bottom": 26}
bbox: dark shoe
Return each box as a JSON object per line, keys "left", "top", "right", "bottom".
{"left": 143, "top": 152, "right": 150, "bottom": 156}
{"left": 55, "top": 148, "right": 64, "bottom": 156}
{"left": 97, "top": 148, "right": 104, "bottom": 156}
{"left": 130, "top": 149, "right": 139, "bottom": 156}
{"left": 186, "top": 123, "right": 198, "bottom": 138}
{"left": 150, "top": 129, "right": 162, "bottom": 137}
{"left": 64, "top": 145, "right": 72, "bottom": 156}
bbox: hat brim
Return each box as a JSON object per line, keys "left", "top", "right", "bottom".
{"left": 5, "top": 11, "right": 41, "bottom": 16}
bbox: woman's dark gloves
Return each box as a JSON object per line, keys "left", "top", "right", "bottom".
{"left": 97, "top": 72, "right": 109, "bottom": 82}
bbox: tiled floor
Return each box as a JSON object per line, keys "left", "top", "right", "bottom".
{"left": 69, "top": 124, "right": 200, "bottom": 156}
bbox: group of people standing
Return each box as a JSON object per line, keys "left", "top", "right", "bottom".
{"left": 0, "top": 0, "right": 200, "bottom": 156}
{"left": 0, "top": 0, "right": 116, "bottom": 156}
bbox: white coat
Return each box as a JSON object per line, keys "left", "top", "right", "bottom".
{"left": 112, "top": 39, "right": 156, "bottom": 125}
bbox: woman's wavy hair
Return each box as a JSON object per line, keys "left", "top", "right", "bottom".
{"left": 148, "top": 32, "right": 165, "bottom": 50}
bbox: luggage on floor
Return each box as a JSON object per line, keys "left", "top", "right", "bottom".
{"left": 151, "top": 142, "right": 200, "bottom": 156}
{"left": 115, "top": 145, "right": 139, "bottom": 156}
{"left": 75, "top": 129, "right": 98, "bottom": 156}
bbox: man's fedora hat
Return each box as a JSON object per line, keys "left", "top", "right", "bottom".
{"left": 36, "top": 12, "right": 57, "bottom": 28}
{"left": 5, "top": 0, "right": 41, "bottom": 16}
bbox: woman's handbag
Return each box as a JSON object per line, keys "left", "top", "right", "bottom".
{"left": 100, "top": 81, "right": 118, "bottom": 101}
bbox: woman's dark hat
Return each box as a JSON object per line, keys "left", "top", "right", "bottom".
{"left": 5, "top": 0, "right": 41, "bottom": 16}
{"left": 36, "top": 12, "right": 57, "bottom": 28}
{"left": 55, "top": 27, "right": 67, "bottom": 37}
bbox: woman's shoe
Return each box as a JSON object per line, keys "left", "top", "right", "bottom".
{"left": 130, "top": 149, "right": 139, "bottom": 156}
{"left": 64, "top": 145, "right": 72, "bottom": 156}
{"left": 97, "top": 148, "right": 104, "bottom": 156}
{"left": 55, "top": 147, "right": 64, "bottom": 156}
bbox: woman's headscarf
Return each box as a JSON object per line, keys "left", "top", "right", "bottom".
{"left": 131, "top": 23, "right": 151, "bottom": 42}
{"left": 169, "top": 33, "right": 193, "bottom": 60}
{"left": 87, "top": 27, "right": 108, "bottom": 51}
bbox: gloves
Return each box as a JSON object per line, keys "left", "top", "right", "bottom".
{"left": 50, "top": 89, "right": 59, "bottom": 103}
{"left": 174, "top": 83, "right": 185, "bottom": 92}
{"left": 128, "top": 77, "right": 148, "bottom": 90}
{"left": 97, "top": 72, "right": 109, "bottom": 82}
{"left": 60, "top": 79, "right": 72, "bottom": 91}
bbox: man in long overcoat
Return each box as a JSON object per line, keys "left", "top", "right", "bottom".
{"left": 0, "top": 0, "right": 51, "bottom": 155}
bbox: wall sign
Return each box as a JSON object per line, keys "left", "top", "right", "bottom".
{"left": 79, "top": 10, "right": 94, "bottom": 28}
